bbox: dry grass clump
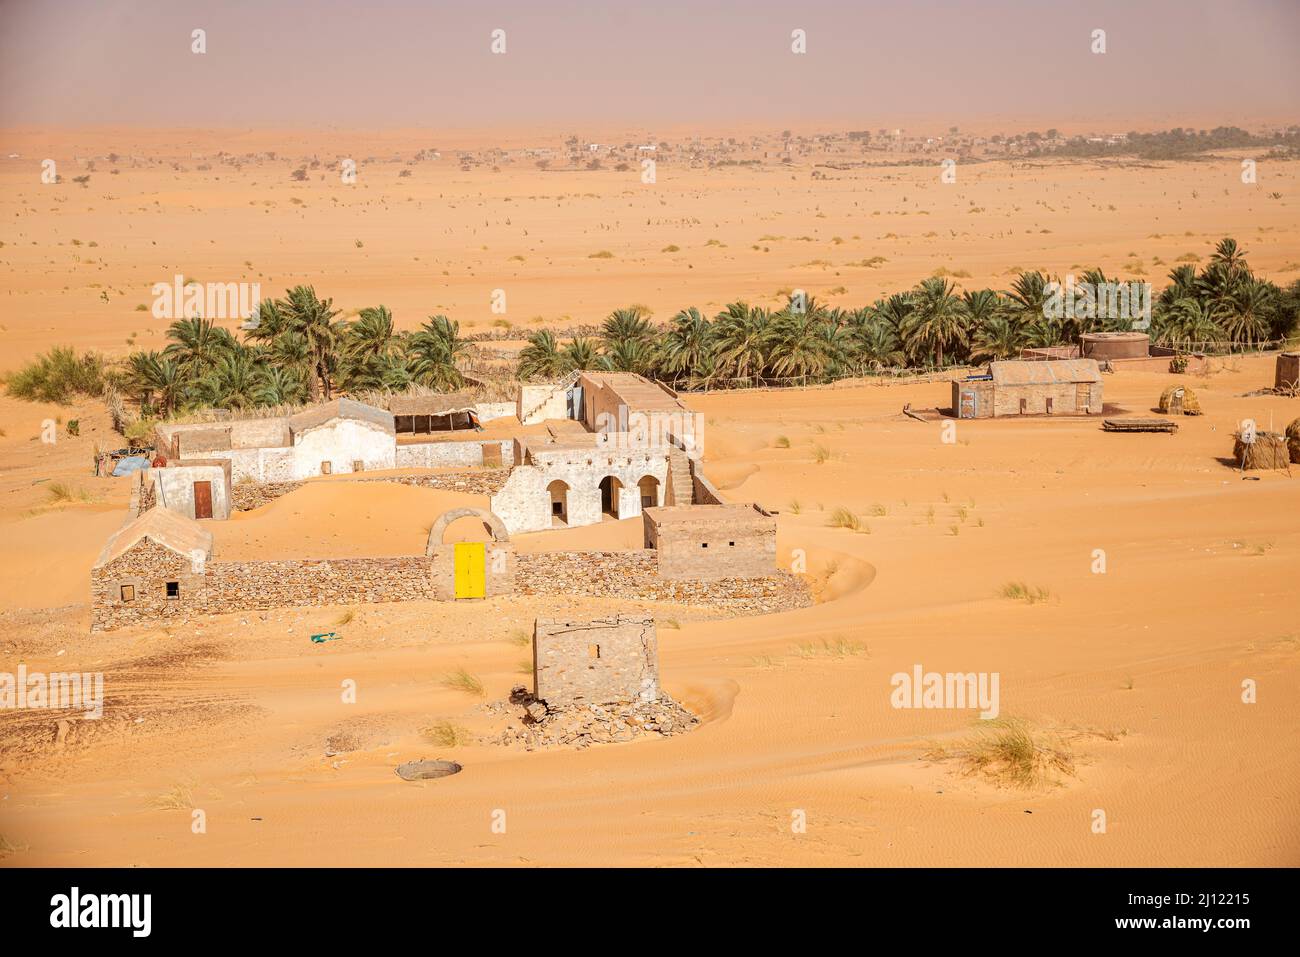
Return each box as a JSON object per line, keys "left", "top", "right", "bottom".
{"left": 423, "top": 720, "right": 473, "bottom": 748}
{"left": 1157, "top": 384, "right": 1201, "bottom": 415}
{"left": 812, "top": 443, "right": 830, "bottom": 464}
{"left": 827, "top": 506, "right": 862, "bottom": 531}
{"left": 926, "top": 718, "right": 1075, "bottom": 789}
{"left": 794, "top": 636, "right": 868, "bottom": 658}
{"left": 150, "top": 782, "right": 196, "bottom": 810}
{"left": 0, "top": 834, "right": 29, "bottom": 858}
{"left": 1233, "top": 430, "right": 1290, "bottom": 470}
{"left": 999, "top": 581, "right": 1051, "bottom": 604}
{"left": 439, "top": 667, "right": 485, "bottom": 696}
{"left": 45, "top": 481, "right": 93, "bottom": 504}
{"left": 773, "top": 434, "right": 791, "bottom": 448}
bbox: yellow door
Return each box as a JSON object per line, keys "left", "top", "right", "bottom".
{"left": 454, "top": 542, "right": 486, "bottom": 599}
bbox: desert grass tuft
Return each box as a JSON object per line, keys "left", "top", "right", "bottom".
{"left": 927, "top": 717, "right": 1075, "bottom": 789}
{"left": 999, "top": 581, "right": 1051, "bottom": 604}
{"left": 150, "top": 782, "right": 196, "bottom": 810}
{"left": 423, "top": 720, "right": 472, "bottom": 748}
{"left": 795, "top": 636, "right": 869, "bottom": 658}
{"left": 440, "top": 667, "right": 485, "bottom": 697}
{"left": 827, "top": 506, "right": 861, "bottom": 531}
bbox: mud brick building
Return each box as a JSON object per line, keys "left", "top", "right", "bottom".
{"left": 952, "top": 359, "right": 1103, "bottom": 418}
{"left": 532, "top": 615, "right": 659, "bottom": 707}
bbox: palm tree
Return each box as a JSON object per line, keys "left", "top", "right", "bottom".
{"left": 767, "top": 308, "right": 832, "bottom": 378}
{"left": 126, "top": 352, "right": 188, "bottom": 417}
{"left": 1221, "top": 279, "right": 1272, "bottom": 347}
{"left": 970, "top": 315, "right": 1028, "bottom": 361}
{"left": 1006, "top": 271, "right": 1053, "bottom": 321}
{"left": 562, "top": 337, "right": 601, "bottom": 371}
{"left": 408, "top": 314, "right": 467, "bottom": 390}
{"left": 600, "top": 307, "right": 652, "bottom": 349}
{"left": 661, "top": 308, "right": 714, "bottom": 379}
{"left": 518, "top": 330, "right": 567, "bottom": 379}
{"left": 163, "top": 317, "right": 235, "bottom": 377}
{"left": 600, "top": 336, "right": 658, "bottom": 374}
{"left": 280, "top": 285, "right": 344, "bottom": 400}
{"left": 903, "top": 276, "right": 966, "bottom": 367}
{"left": 1155, "top": 298, "right": 1224, "bottom": 350}
{"left": 253, "top": 365, "right": 307, "bottom": 406}
{"left": 712, "top": 302, "right": 771, "bottom": 379}
{"left": 199, "top": 349, "right": 260, "bottom": 409}
{"left": 851, "top": 320, "right": 904, "bottom": 370}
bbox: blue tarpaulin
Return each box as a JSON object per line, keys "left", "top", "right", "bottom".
{"left": 111, "top": 456, "right": 150, "bottom": 477}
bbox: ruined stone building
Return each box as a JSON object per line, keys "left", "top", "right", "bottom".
{"left": 532, "top": 615, "right": 659, "bottom": 707}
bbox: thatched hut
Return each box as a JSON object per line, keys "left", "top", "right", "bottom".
{"left": 1158, "top": 384, "right": 1202, "bottom": 416}
{"left": 1233, "top": 430, "right": 1290, "bottom": 470}
{"left": 1287, "top": 417, "right": 1300, "bottom": 464}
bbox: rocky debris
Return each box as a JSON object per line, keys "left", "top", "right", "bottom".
{"left": 485, "top": 685, "right": 699, "bottom": 751}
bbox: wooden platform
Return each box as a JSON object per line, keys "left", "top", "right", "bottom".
{"left": 1102, "top": 418, "right": 1179, "bottom": 433}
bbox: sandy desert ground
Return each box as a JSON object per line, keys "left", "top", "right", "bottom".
{"left": 0, "top": 129, "right": 1297, "bottom": 866}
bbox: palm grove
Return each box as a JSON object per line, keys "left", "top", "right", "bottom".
{"left": 6, "top": 238, "right": 1298, "bottom": 419}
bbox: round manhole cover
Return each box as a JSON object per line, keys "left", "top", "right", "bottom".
{"left": 396, "top": 759, "right": 462, "bottom": 781}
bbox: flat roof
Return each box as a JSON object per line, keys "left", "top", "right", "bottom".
{"left": 579, "top": 372, "right": 688, "bottom": 414}
{"left": 645, "top": 504, "right": 768, "bottom": 524}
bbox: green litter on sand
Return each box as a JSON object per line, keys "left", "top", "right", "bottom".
{"left": 310, "top": 632, "right": 340, "bottom": 643}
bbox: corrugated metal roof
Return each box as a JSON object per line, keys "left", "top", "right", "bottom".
{"left": 288, "top": 398, "right": 394, "bottom": 435}
{"left": 96, "top": 507, "right": 214, "bottom": 568}
{"left": 990, "top": 358, "right": 1102, "bottom": 386}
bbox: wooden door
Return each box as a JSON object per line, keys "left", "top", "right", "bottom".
{"left": 193, "top": 481, "right": 213, "bottom": 519}
{"left": 454, "top": 542, "right": 486, "bottom": 599}
{"left": 1075, "top": 384, "right": 1090, "bottom": 412}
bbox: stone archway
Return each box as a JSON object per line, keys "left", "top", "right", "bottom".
{"left": 426, "top": 507, "right": 510, "bottom": 556}
{"left": 598, "top": 476, "right": 623, "bottom": 518}
{"left": 546, "top": 479, "right": 570, "bottom": 526}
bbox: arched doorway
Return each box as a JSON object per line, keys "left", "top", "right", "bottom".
{"left": 547, "top": 479, "right": 570, "bottom": 526}
{"left": 637, "top": 475, "right": 660, "bottom": 510}
{"left": 425, "top": 507, "right": 511, "bottom": 600}
{"left": 598, "top": 476, "right": 623, "bottom": 518}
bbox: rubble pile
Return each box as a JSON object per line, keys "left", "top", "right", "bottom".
{"left": 484, "top": 686, "right": 699, "bottom": 751}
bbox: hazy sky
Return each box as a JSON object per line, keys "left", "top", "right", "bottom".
{"left": 1, "top": 0, "right": 1297, "bottom": 129}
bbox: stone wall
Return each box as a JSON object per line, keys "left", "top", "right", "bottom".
{"left": 91, "top": 540, "right": 206, "bottom": 631}
{"left": 992, "top": 381, "right": 1102, "bottom": 417}
{"left": 514, "top": 550, "right": 809, "bottom": 615}
{"left": 533, "top": 615, "right": 658, "bottom": 707}
{"left": 202, "top": 556, "right": 434, "bottom": 612}
{"left": 395, "top": 439, "right": 511, "bottom": 469}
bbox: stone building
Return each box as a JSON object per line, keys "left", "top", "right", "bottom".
{"left": 643, "top": 504, "right": 778, "bottom": 580}
{"left": 952, "top": 359, "right": 1103, "bottom": 418}
{"left": 490, "top": 431, "right": 687, "bottom": 533}
{"left": 147, "top": 459, "right": 232, "bottom": 520}
{"left": 532, "top": 615, "right": 659, "bottom": 707}
{"left": 91, "top": 508, "right": 214, "bottom": 631}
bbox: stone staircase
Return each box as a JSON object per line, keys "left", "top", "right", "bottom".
{"left": 666, "top": 449, "right": 694, "bottom": 506}
{"left": 520, "top": 370, "right": 579, "bottom": 424}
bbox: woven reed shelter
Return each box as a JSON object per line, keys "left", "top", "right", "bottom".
{"left": 1233, "top": 430, "right": 1290, "bottom": 470}
{"left": 1287, "top": 417, "right": 1300, "bottom": 464}
{"left": 1158, "top": 384, "right": 1202, "bottom": 416}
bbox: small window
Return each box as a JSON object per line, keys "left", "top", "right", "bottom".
{"left": 729, "top": 541, "right": 735, "bottom": 547}
{"left": 352, "top": 460, "right": 364, "bottom": 472}
{"left": 701, "top": 542, "right": 709, "bottom": 548}
{"left": 320, "top": 461, "right": 332, "bottom": 475}
{"left": 588, "top": 644, "right": 601, "bottom": 659}
{"left": 120, "top": 584, "right": 135, "bottom": 602}
{"left": 166, "top": 581, "right": 180, "bottom": 599}
{"left": 1045, "top": 397, "right": 1054, "bottom": 414}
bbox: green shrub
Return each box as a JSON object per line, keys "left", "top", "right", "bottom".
{"left": 3, "top": 347, "right": 106, "bottom": 403}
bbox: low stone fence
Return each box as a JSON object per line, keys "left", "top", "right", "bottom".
{"left": 230, "top": 469, "right": 512, "bottom": 510}
{"left": 202, "top": 556, "right": 435, "bottom": 613}
{"left": 514, "top": 551, "right": 811, "bottom": 615}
